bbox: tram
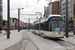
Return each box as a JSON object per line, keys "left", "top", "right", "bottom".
{"left": 32, "top": 15, "right": 64, "bottom": 38}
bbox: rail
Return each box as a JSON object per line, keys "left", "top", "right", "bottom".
{"left": 22, "top": 31, "right": 39, "bottom": 50}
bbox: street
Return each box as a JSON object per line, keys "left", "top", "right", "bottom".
{"left": 0, "top": 0, "right": 75, "bottom": 50}
{"left": 0, "top": 30, "right": 75, "bottom": 50}
{"left": 22, "top": 30, "right": 75, "bottom": 50}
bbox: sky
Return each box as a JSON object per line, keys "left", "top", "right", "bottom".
{"left": 3, "top": 0, "right": 55, "bottom": 23}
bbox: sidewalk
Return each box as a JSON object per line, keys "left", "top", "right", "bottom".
{"left": 0, "top": 30, "right": 25, "bottom": 50}
{"left": 60, "top": 32, "right": 75, "bottom": 44}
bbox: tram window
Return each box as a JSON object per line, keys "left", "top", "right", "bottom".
{"left": 45, "top": 21, "right": 49, "bottom": 31}
{"left": 51, "top": 20, "right": 62, "bottom": 31}
{"left": 50, "top": 22, "right": 52, "bottom": 31}
{"left": 49, "top": 21, "right": 50, "bottom": 31}
{"left": 48, "top": 20, "right": 52, "bottom": 31}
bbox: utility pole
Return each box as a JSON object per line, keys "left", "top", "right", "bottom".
{"left": 28, "top": 18, "right": 30, "bottom": 30}
{"left": 18, "top": 8, "right": 20, "bottom": 32}
{"left": 7, "top": 0, "right": 10, "bottom": 39}
{"left": 10, "top": 8, "right": 24, "bottom": 32}
{"left": 18, "top": 8, "right": 24, "bottom": 32}
{"left": 66, "top": 0, "right": 68, "bottom": 38}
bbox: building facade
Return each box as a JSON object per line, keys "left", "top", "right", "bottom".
{"left": 20, "top": 21, "right": 24, "bottom": 27}
{"left": 73, "top": 0, "right": 75, "bottom": 33}
{"left": 10, "top": 18, "right": 25, "bottom": 29}
{"left": 59, "top": 0, "right": 62, "bottom": 15}
{"left": 52, "top": 1, "right": 58, "bottom": 14}
{"left": 23, "top": 23, "right": 27, "bottom": 29}
{"left": 44, "top": 1, "right": 58, "bottom": 18}
{"left": 10, "top": 18, "right": 18, "bottom": 26}
{"left": 0, "top": 0, "right": 2, "bottom": 30}
{"left": 60, "top": 0, "right": 74, "bottom": 31}
{"left": 44, "top": 0, "right": 74, "bottom": 31}
{"left": 10, "top": 18, "right": 18, "bottom": 29}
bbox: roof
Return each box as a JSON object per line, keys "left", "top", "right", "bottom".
{"left": 41, "top": 15, "right": 62, "bottom": 23}
{"left": 33, "top": 15, "right": 62, "bottom": 25}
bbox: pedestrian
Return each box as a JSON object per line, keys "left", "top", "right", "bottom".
{"left": 21, "top": 28, "right": 22, "bottom": 31}
{"left": 5, "top": 27, "right": 7, "bottom": 32}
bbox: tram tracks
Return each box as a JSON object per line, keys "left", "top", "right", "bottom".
{"left": 25, "top": 31, "right": 75, "bottom": 50}
{"left": 31, "top": 30, "right": 75, "bottom": 50}
{"left": 22, "top": 31, "right": 39, "bottom": 50}
{"left": 53, "top": 39, "right": 75, "bottom": 50}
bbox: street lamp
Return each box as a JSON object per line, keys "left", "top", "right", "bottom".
{"left": 7, "top": 0, "right": 10, "bottom": 39}
{"left": 22, "top": 8, "right": 24, "bottom": 9}
{"left": 18, "top": 8, "right": 24, "bottom": 32}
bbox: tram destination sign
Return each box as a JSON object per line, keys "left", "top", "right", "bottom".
{"left": 50, "top": 17, "right": 62, "bottom": 20}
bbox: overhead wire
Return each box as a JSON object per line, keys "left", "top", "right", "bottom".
{"left": 25, "top": 0, "right": 28, "bottom": 7}
{"left": 32, "top": 0, "right": 39, "bottom": 13}
{"left": 36, "top": 0, "right": 52, "bottom": 17}
{"left": 39, "top": 0, "right": 52, "bottom": 13}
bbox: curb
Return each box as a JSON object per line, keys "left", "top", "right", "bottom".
{"left": 5, "top": 40, "right": 22, "bottom": 50}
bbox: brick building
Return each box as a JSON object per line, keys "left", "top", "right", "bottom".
{"left": 52, "top": 1, "right": 58, "bottom": 14}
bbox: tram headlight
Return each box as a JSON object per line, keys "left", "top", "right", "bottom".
{"left": 58, "top": 31, "right": 61, "bottom": 35}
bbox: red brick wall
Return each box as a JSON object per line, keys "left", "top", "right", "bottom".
{"left": 52, "top": 2, "right": 58, "bottom": 14}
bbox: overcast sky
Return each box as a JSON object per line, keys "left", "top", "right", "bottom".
{"left": 3, "top": 0, "right": 55, "bottom": 23}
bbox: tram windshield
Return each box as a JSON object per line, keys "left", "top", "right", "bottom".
{"left": 51, "top": 18, "right": 62, "bottom": 31}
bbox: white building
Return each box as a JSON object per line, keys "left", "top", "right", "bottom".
{"left": 49, "top": 4, "right": 52, "bottom": 15}
{"left": 61, "top": 0, "right": 74, "bottom": 20}
{"left": 10, "top": 18, "right": 18, "bottom": 26}
{"left": 20, "top": 21, "right": 24, "bottom": 27}
{"left": 61, "top": 0, "right": 74, "bottom": 31}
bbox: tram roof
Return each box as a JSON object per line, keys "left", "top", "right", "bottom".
{"left": 48, "top": 15, "right": 61, "bottom": 17}
{"left": 33, "top": 15, "right": 62, "bottom": 25}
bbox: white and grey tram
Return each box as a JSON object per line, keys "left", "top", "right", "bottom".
{"left": 32, "top": 15, "right": 64, "bottom": 38}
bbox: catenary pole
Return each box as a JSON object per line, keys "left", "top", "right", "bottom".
{"left": 66, "top": 0, "right": 68, "bottom": 38}
{"left": 7, "top": 0, "right": 10, "bottom": 39}
{"left": 18, "top": 8, "right": 20, "bottom": 32}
